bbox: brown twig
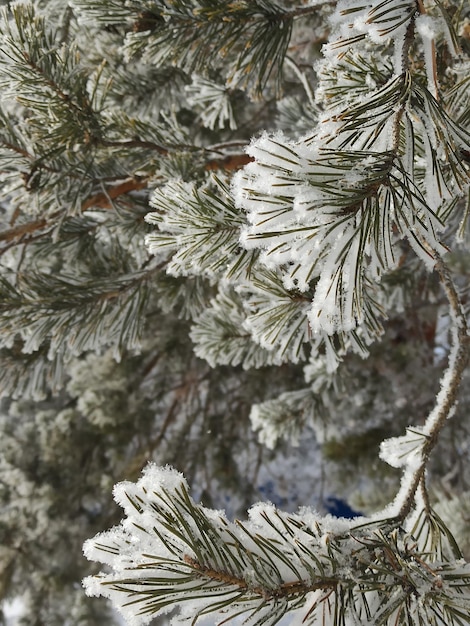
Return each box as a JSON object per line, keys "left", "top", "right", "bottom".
{"left": 205, "top": 153, "right": 253, "bottom": 171}
{"left": 0, "top": 217, "right": 49, "bottom": 243}
{"left": 81, "top": 176, "right": 149, "bottom": 210}
{"left": 183, "top": 555, "right": 338, "bottom": 599}
{"left": 0, "top": 151, "right": 252, "bottom": 246}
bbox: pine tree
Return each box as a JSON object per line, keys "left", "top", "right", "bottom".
{"left": 0, "top": 1, "right": 469, "bottom": 625}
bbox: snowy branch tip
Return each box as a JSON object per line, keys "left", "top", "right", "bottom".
{"left": 83, "top": 464, "right": 470, "bottom": 626}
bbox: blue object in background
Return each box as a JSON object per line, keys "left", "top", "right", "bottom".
{"left": 258, "top": 480, "right": 287, "bottom": 507}
{"left": 325, "top": 496, "right": 361, "bottom": 518}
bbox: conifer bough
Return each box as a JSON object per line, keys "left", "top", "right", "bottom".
{"left": 0, "top": 0, "right": 469, "bottom": 624}
{"left": 82, "top": 0, "right": 470, "bottom": 623}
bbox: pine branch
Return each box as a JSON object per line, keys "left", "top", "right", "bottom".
{"left": 190, "top": 288, "right": 280, "bottom": 369}
{"left": 381, "top": 253, "right": 470, "bottom": 520}
{"left": 0, "top": 4, "right": 102, "bottom": 147}
{"left": 0, "top": 151, "right": 252, "bottom": 249}
{"left": 84, "top": 466, "right": 470, "bottom": 626}
{"left": 0, "top": 217, "right": 49, "bottom": 244}
{"left": 145, "top": 175, "right": 258, "bottom": 282}
{"left": 76, "top": 0, "right": 298, "bottom": 97}
{"left": 0, "top": 341, "right": 65, "bottom": 399}
{"left": 0, "top": 0, "right": 466, "bottom": 623}
{"left": 0, "top": 263, "right": 163, "bottom": 362}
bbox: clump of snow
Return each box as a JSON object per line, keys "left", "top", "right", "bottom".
{"left": 416, "top": 14, "right": 438, "bottom": 98}
{"left": 379, "top": 427, "right": 427, "bottom": 469}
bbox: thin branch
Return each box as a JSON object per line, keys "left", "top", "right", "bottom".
{"left": 396, "top": 253, "right": 470, "bottom": 520}
{"left": 21, "top": 49, "right": 93, "bottom": 115}
{"left": 0, "top": 149, "right": 252, "bottom": 248}
{"left": 205, "top": 140, "right": 249, "bottom": 154}
{"left": 183, "top": 555, "right": 338, "bottom": 599}
{"left": 0, "top": 217, "right": 48, "bottom": 243}
{"left": 284, "top": 3, "right": 336, "bottom": 19}
{"left": 98, "top": 138, "right": 171, "bottom": 156}
{"left": 81, "top": 176, "right": 149, "bottom": 210}
{"left": 205, "top": 153, "right": 253, "bottom": 172}
{"left": 119, "top": 396, "right": 181, "bottom": 482}
{"left": 0, "top": 175, "right": 148, "bottom": 244}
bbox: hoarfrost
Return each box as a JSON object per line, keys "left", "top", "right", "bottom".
{"left": 416, "top": 15, "right": 439, "bottom": 98}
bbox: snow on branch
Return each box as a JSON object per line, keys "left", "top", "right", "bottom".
{"left": 84, "top": 464, "right": 470, "bottom": 626}
{"left": 232, "top": 133, "right": 449, "bottom": 336}
{"left": 145, "top": 176, "right": 257, "bottom": 281}
{"left": 380, "top": 254, "right": 470, "bottom": 521}
{"left": 82, "top": 1, "right": 470, "bottom": 624}
{"left": 190, "top": 287, "right": 283, "bottom": 369}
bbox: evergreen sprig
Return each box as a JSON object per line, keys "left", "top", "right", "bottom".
{"left": 190, "top": 288, "right": 281, "bottom": 369}
{"left": 0, "top": 4, "right": 102, "bottom": 150}
{"left": 146, "top": 176, "right": 258, "bottom": 281}
{"left": 74, "top": 0, "right": 297, "bottom": 97}
{"left": 0, "top": 267, "right": 154, "bottom": 367}
{"left": 0, "top": 0, "right": 468, "bottom": 623}
{"left": 84, "top": 465, "right": 470, "bottom": 626}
